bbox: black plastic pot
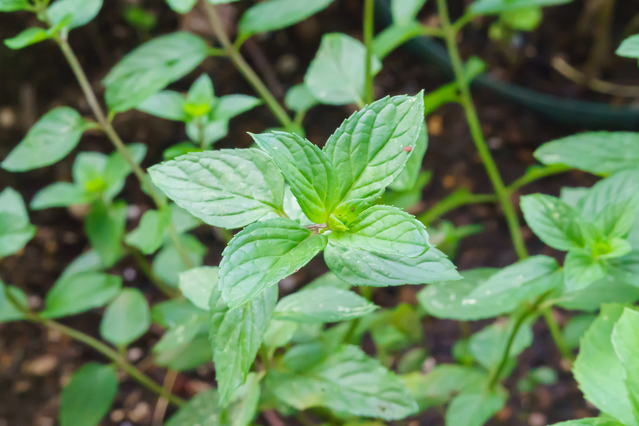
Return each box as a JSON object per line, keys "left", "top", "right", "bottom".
{"left": 375, "top": 0, "right": 639, "bottom": 129}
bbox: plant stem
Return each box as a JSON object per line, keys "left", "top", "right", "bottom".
{"left": 2, "top": 286, "right": 186, "bottom": 407}
{"left": 363, "top": 0, "right": 375, "bottom": 105}
{"left": 152, "top": 369, "right": 179, "bottom": 425}
{"left": 418, "top": 190, "right": 496, "bottom": 226}
{"left": 436, "top": 0, "right": 528, "bottom": 260}
{"left": 420, "top": 25, "right": 445, "bottom": 38}
{"left": 542, "top": 308, "right": 575, "bottom": 363}
{"left": 507, "top": 164, "right": 571, "bottom": 194}
{"left": 487, "top": 294, "right": 548, "bottom": 389}
{"left": 451, "top": 12, "right": 474, "bottom": 34}
{"left": 203, "top": 2, "right": 293, "bottom": 130}
{"left": 55, "top": 37, "right": 194, "bottom": 269}
{"left": 129, "top": 248, "right": 179, "bottom": 298}
{"left": 45, "top": 319, "right": 186, "bottom": 407}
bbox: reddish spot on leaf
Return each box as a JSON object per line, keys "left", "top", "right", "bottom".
{"left": 403, "top": 146, "right": 412, "bottom": 152}
{"left": 294, "top": 269, "right": 299, "bottom": 273}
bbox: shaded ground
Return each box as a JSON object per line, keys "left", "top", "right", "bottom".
{"left": 0, "top": 0, "right": 633, "bottom": 425}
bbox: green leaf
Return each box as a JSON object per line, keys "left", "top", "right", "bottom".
{"left": 323, "top": 94, "right": 425, "bottom": 203}
{"left": 579, "top": 169, "right": 639, "bottom": 220}
{"left": 152, "top": 298, "right": 206, "bottom": 328}
{"left": 611, "top": 308, "right": 639, "bottom": 424}
{"left": 185, "top": 74, "right": 215, "bottom": 117}
{"left": 402, "top": 365, "right": 489, "bottom": 411}
{"left": 563, "top": 314, "right": 596, "bottom": 349}
{"left": 170, "top": 204, "right": 202, "bottom": 233}
{"left": 469, "top": 0, "right": 571, "bottom": 15}
{"left": 382, "top": 171, "right": 432, "bottom": 210}
{"left": 0, "top": 280, "right": 28, "bottom": 323}
{"left": 556, "top": 274, "right": 639, "bottom": 312}
{"left": 373, "top": 22, "right": 425, "bottom": 59}
{"left": 47, "top": 0, "right": 102, "bottom": 29}
{"left": 617, "top": 35, "right": 639, "bottom": 59}
{"left": 238, "top": 0, "right": 333, "bottom": 37}
{"left": 573, "top": 304, "right": 636, "bottom": 426}
{"left": 501, "top": 6, "right": 542, "bottom": 31}
{"left": 166, "top": 0, "right": 197, "bottom": 14}
{"left": 103, "top": 32, "right": 209, "bottom": 112}
{"left": 4, "top": 27, "right": 52, "bottom": 49}
{"left": 178, "top": 266, "right": 219, "bottom": 311}
{"left": 252, "top": 131, "right": 338, "bottom": 223}
{"left": 324, "top": 243, "right": 460, "bottom": 286}
{"left": 61, "top": 250, "right": 105, "bottom": 279}
{"left": 330, "top": 206, "right": 429, "bottom": 257}
{"left": 42, "top": 273, "right": 122, "bottom": 318}
{"left": 155, "top": 335, "right": 212, "bottom": 371}
{"left": 391, "top": 0, "right": 426, "bottom": 25}
{"left": 136, "top": 91, "right": 188, "bottom": 121}
{"left": 86, "top": 201, "right": 126, "bottom": 267}
{"left": 163, "top": 142, "right": 202, "bottom": 160}
{"left": 124, "top": 5, "right": 157, "bottom": 30}
{"left": 0, "top": 187, "right": 36, "bottom": 258}
{"left": 220, "top": 218, "right": 327, "bottom": 308}
{"left": 212, "top": 95, "right": 261, "bottom": 121}
{"left": 153, "top": 314, "right": 208, "bottom": 353}
{"left": 275, "top": 287, "right": 377, "bottom": 323}
{"left": 60, "top": 363, "right": 118, "bottom": 426}
{"left": 211, "top": 285, "right": 277, "bottom": 405}
{"left": 165, "top": 389, "right": 220, "bottom": 426}
{"left": 31, "top": 183, "right": 90, "bottom": 209}
{"left": 561, "top": 186, "right": 589, "bottom": 208}
{"left": 2, "top": 107, "right": 88, "bottom": 171}
{"left": 420, "top": 257, "right": 561, "bottom": 320}
{"left": 0, "top": 0, "right": 30, "bottom": 11}
{"left": 445, "top": 388, "right": 508, "bottom": 426}
{"left": 149, "top": 149, "right": 285, "bottom": 229}
{"left": 224, "top": 372, "right": 262, "bottom": 426}
{"left": 165, "top": 375, "right": 260, "bottom": 426}
{"left": 305, "top": 33, "right": 382, "bottom": 106}
{"left": 564, "top": 250, "right": 606, "bottom": 292}
{"left": 267, "top": 345, "right": 417, "bottom": 420}
{"left": 285, "top": 84, "right": 318, "bottom": 112}
{"left": 263, "top": 319, "right": 298, "bottom": 349}
{"left": 186, "top": 117, "right": 229, "bottom": 148}
{"left": 100, "top": 288, "right": 150, "bottom": 347}
{"left": 125, "top": 208, "right": 171, "bottom": 254}
{"left": 103, "top": 143, "right": 147, "bottom": 199}
{"left": 595, "top": 198, "right": 639, "bottom": 239}
{"left": 283, "top": 185, "right": 313, "bottom": 226}
{"left": 467, "top": 256, "right": 560, "bottom": 301}
{"left": 153, "top": 234, "right": 206, "bottom": 286}
{"left": 304, "top": 271, "right": 351, "bottom": 290}
{"left": 553, "top": 420, "right": 625, "bottom": 426}
{"left": 418, "top": 268, "right": 496, "bottom": 319}
{"left": 72, "top": 152, "right": 107, "bottom": 192}
{"left": 389, "top": 122, "right": 428, "bottom": 192}
{"left": 521, "top": 194, "right": 584, "bottom": 251}
{"left": 535, "top": 132, "right": 639, "bottom": 176}
{"left": 469, "top": 320, "right": 533, "bottom": 370}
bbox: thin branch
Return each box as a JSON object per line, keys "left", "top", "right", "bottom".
{"left": 203, "top": 2, "right": 293, "bottom": 130}
{"left": 364, "top": 0, "right": 375, "bottom": 105}
{"left": 55, "top": 36, "right": 194, "bottom": 269}
{"left": 436, "top": 0, "right": 528, "bottom": 260}
{"left": 2, "top": 286, "right": 186, "bottom": 407}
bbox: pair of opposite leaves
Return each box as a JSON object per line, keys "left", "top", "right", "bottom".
{"left": 149, "top": 94, "right": 452, "bottom": 309}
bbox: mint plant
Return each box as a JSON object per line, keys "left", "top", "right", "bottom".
{"left": 2, "top": 0, "right": 639, "bottom": 425}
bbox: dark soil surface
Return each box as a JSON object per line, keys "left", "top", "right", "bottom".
{"left": 0, "top": 0, "right": 625, "bottom": 425}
